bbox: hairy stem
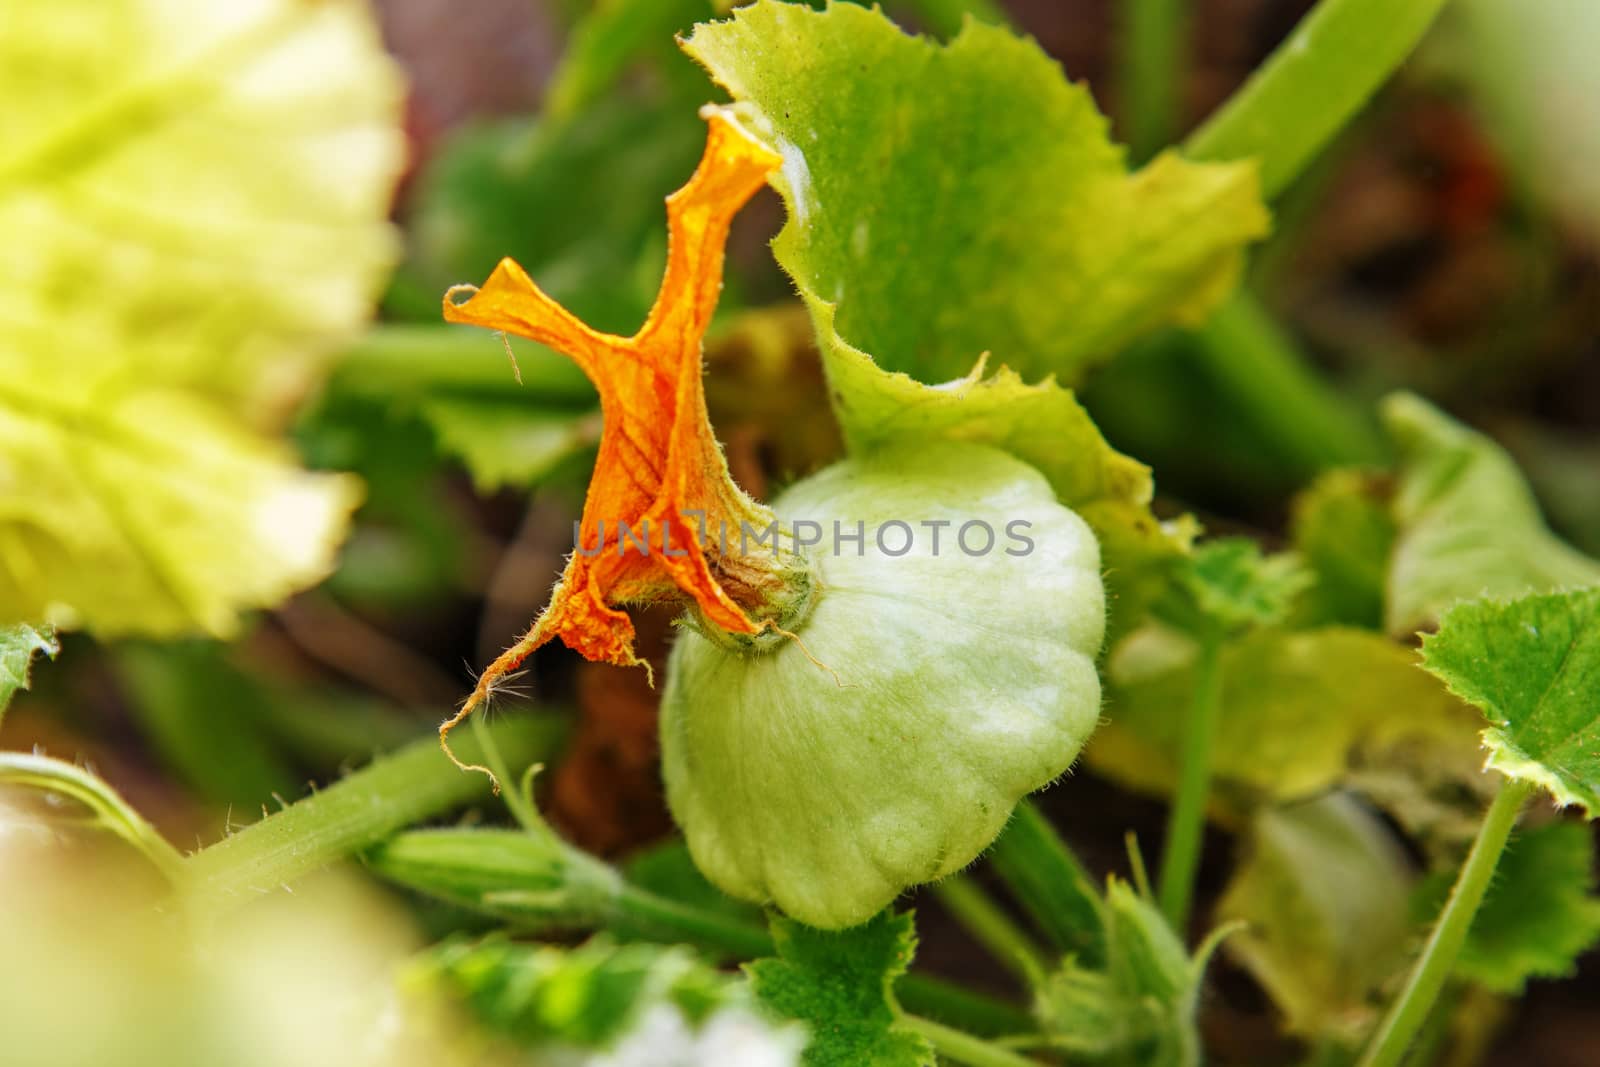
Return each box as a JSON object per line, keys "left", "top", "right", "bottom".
{"left": 934, "top": 874, "right": 1052, "bottom": 985}
{"left": 1157, "top": 631, "right": 1224, "bottom": 932}
{"left": 1120, "top": 0, "right": 1188, "bottom": 161}
{"left": 1357, "top": 778, "right": 1535, "bottom": 1067}
{"left": 184, "top": 715, "right": 565, "bottom": 914}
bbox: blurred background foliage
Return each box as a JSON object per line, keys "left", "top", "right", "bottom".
{"left": 3, "top": 0, "right": 1599, "bottom": 1064}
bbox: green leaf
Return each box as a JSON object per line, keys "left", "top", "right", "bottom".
{"left": 1383, "top": 393, "right": 1600, "bottom": 636}
{"left": 1216, "top": 794, "right": 1416, "bottom": 1042}
{"left": 684, "top": 1, "right": 1269, "bottom": 385}
{"left": 326, "top": 326, "right": 599, "bottom": 494}
{"left": 1290, "top": 470, "right": 1395, "bottom": 629}
{"left": 0, "top": 0, "right": 403, "bottom": 637}
{"left": 115, "top": 642, "right": 299, "bottom": 810}
{"left": 1092, "top": 627, "right": 1480, "bottom": 813}
{"left": 1414, "top": 820, "right": 1600, "bottom": 994}
{"left": 749, "top": 911, "right": 934, "bottom": 1067}
{"left": 396, "top": 94, "right": 705, "bottom": 335}
{"left": 1035, "top": 879, "right": 1223, "bottom": 1065}
{"left": 544, "top": 0, "right": 716, "bottom": 121}
{"left": 0, "top": 623, "right": 57, "bottom": 725}
{"left": 1156, "top": 538, "right": 1312, "bottom": 637}
{"left": 1420, "top": 588, "right": 1600, "bottom": 815}
{"left": 416, "top": 935, "right": 802, "bottom": 1063}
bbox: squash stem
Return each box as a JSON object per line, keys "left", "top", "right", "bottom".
{"left": 1357, "top": 778, "right": 1534, "bottom": 1067}
{"left": 904, "top": 1015, "right": 1044, "bottom": 1067}
{"left": 934, "top": 874, "right": 1052, "bottom": 986}
{"left": 1156, "top": 630, "right": 1224, "bottom": 932}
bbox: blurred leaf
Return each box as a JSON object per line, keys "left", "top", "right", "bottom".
{"left": 684, "top": 1, "right": 1269, "bottom": 385}
{"left": 545, "top": 0, "right": 716, "bottom": 121}
{"left": 417, "top": 936, "right": 802, "bottom": 1065}
{"left": 294, "top": 383, "right": 476, "bottom": 607}
{"left": 115, "top": 641, "right": 422, "bottom": 808}
{"left": 396, "top": 95, "right": 705, "bottom": 335}
{"left": 749, "top": 911, "right": 934, "bottom": 1067}
{"left": 1216, "top": 795, "right": 1415, "bottom": 1042}
{"left": 1290, "top": 470, "right": 1396, "bottom": 629}
{"left": 1036, "top": 880, "right": 1223, "bottom": 1065}
{"left": 0, "top": 623, "right": 57, "bottom": 725}
{"left": 1414, "top": 820, "right": 1600, "bottom": 994}
{"left": 1092, "top": 627, "right": 1479, "bottom": 813}
{"left": 1421, "top": 588, "right": 1600, "bottom": 814}
{"left": 0, "top": 0, "right": 404, "bottom": 637}
{"left": 1383, "top": 393, "right": 1600, "bottom": 636}
{"left": 1155, "top": 538, "right": 1311, "bottom": 638}
{"left": 116, "top": 642, "right": 299, "bottom": 810}
{"left": 623, "top": 838, "right": 763, "bottom": 927}
{"left": 326, "top": 325, "right": 599, "bottom": 494}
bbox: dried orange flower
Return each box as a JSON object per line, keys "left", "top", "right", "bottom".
{"left": 439, "top": 108, "right": 812, "bottom": 776}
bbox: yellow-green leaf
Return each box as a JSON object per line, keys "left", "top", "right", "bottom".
{"left": 1384, "top": 393, "right": 1600, "bottom": 636}
{"left": 0, "top": 0, "right": 405, "bottom": 637}
{"left": 1091, "top": 627, "right": 1480, "bottom": 814}
{"left": 684, "top": 1, "right": 1269, "bottom": 384}
{"left": 1216, "top": 795, "right": 1415, "bottom": 1042}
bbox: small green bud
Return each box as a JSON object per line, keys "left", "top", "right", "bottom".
{"left": 368, "top": 828, "right": 621, "bottom": 927}
{"left": 663, "top": 442, "right": 1106, "bottom": 929}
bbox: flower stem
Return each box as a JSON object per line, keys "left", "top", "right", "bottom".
{"left": 184, "top": 715, "right": 566, "bottom": 915}
{"left": 988, "top": 799, "right": 1106, "bottom": 963}
{"left": 1185, "top": 0, "right": 1455, "bottom": 198}
{"left": 904, "top": 1015, "right": 1043, "bottom": 1067}
{"left": 1357, "top": 778, "right": 1535, "bottom": 1067}
{"left": 1120, "top": 0, "right": 1188, "bottom": 162}
{"left": 934, "top": 874, "right": 1052, "bottom": 985}
{"left": 1157, "top": 631, "right": 1224, "bottom": 932}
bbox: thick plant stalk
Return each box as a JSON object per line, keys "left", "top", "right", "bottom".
{"left": 1186, "top": 0, "right": 1455, "bottom": 198}
{"left": 184, "top": 716, "right": 564, "bottom": 914}
{"left": 934, "top": 875, "right": 1051, "bottom": 984}
{"left": 988, "top": 799, "right": 1106, "bottom": 962}
{"left": 1157, "top": 631, "right": 1224, "bottom": 931}
{"left": 1121, "top": 0, "right": 1188, "bottom": 161}
{"left": 904, "top": 1016, "right": 1044, "bottom": 1067}
{"left": 1357, "top": 779, "right": 1535, "bottom": 1067}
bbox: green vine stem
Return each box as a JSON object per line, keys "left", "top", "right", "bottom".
{"left": 1185, "top": 0, "right": 1454, "bottom": 199}
{"left": 988, "top": 799, "right": 1106, "bottom": 962}
{"left": 1194, "top": 294, "right": 1384, "bottom": 474}
{"left": 1357, "top": 778, "right": 1535, "bottom": 1067}
{"left": 934, "top": 874, "right": 1052, "bottom": 985}
{"left": 1156, "top": 630, "right": 1224, "bottom": 932}
{"left": 1175, "top": 0, "right": 1459, "bottom": 474}
{"left": 1120, "top": 0, "right": 1187, "bottom": 162}
{"left": 0, "top": 751, "right": 185, "bottom": 881}
{"left": 184, "top": 715, "right": 566, "bottom": 915}
{"left": 904, "top": 1015, "right": 1044, "bottom": 1067}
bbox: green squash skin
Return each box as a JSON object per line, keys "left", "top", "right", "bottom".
{"left": 661, "top": 442, "right": 1105, "bottom": 929}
